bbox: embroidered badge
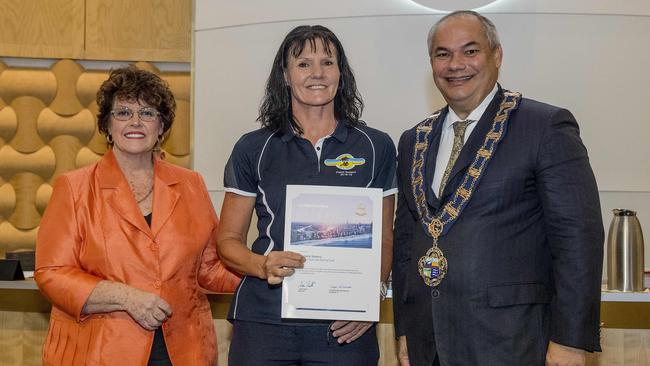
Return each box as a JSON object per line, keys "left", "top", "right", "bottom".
{"left": 324, "top": 154, "right": 365, "bottom": 171}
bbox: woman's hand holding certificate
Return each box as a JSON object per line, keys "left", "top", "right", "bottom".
{"left": 262, "top": 251, "right": 305, "bottom": 285}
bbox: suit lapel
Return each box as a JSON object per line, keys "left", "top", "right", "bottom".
{"left": 150, "top": 158, "right": 180, "bottom": 238}
{"left": 441, "top": 90, "right": 504, "bottom": 198}
{"left": 425, "top": 108, "right": 447, "bottom": 209}
{"left": 99, "top": 150, "right": 153, "bottom": 239}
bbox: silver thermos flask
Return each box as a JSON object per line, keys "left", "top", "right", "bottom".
{"left": 607, "top": 209, "right": 645, "bottom": 291}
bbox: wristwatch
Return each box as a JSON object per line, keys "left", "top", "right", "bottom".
{"left": 380, "top": 281, "right": 388, "bottom": 301}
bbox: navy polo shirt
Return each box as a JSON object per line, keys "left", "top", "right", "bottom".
{"left": 223, "top": 121, "right": 397, "bottom": 324}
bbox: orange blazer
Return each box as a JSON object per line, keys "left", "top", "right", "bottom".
{"left": 35, "top": 150, "right": 240, "bottom": 366}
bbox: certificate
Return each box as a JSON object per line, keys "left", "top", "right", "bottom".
{"left": 281, "top": 185, "right": 382, "bottom": 322}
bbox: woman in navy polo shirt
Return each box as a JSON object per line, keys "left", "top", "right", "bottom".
{"left": 217, "top": 25, "right": 397, "bottom": 365}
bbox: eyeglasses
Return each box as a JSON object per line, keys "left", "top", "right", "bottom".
{"left": 110, "top": 107, "right": 160, "bottom": 122}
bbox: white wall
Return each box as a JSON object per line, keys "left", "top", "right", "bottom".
{"left": 194, "top": 0, "right": 650, "bottom": 270}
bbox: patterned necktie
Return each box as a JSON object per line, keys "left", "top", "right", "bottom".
{"left": 439, "top": 120, "right": 472, "bottom": 196}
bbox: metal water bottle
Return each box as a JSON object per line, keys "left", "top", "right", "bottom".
{"left": 607, "top": 209, "right": 645, "bottom": 291}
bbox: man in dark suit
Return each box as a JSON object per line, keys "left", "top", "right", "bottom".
{"left": 392, "top": 10, "right": 603, "bottom": 366}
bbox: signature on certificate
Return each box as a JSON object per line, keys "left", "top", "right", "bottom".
{"left": 328, "top": 284, "right": 352, "bottom": 294}
{"left": 298, "top": 280, "right": 316, "bottom": 293}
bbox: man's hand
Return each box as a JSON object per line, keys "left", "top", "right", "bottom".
{"left": 398, "top": 336, "right": 410, "bottom": 366}
{"left": 330, "top": 321, "right": 373, "bottom": 343}
{"left": 546, "top": 341, "right": 586, "bottom": 366}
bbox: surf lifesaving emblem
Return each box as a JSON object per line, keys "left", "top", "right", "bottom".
{"left": 324, "top": 154, "right": 365, "bottom": 171}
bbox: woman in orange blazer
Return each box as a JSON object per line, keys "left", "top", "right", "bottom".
{"left": 35, "top": 66, "right": 239, "bottom": 366}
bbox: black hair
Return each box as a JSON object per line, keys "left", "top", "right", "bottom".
{"left": 257, "top": 25, "right": 364, "bottom": 135}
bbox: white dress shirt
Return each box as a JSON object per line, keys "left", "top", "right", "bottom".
{"left": 431, "top": 85, "right": 498, "bottom": 196}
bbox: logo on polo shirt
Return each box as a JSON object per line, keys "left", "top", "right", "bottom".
{"left": 324, "top": 153, "right": 365, "bottom": 171}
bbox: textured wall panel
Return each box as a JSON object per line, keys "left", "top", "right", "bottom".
{"left": 0, "top": 61, "right": 5, "bottom": 108}
{"left": 37, "top": 108, "right": 95, "bottom": 144}
{"left": 49, "top": 60, "right": 85, "bottom": 116}
{"left": 0, "top": 69, "right": 56, "bottom": 105}
{"left": 0, "top": 222, "right": 37, "bottom": 251}
{"left": 48, "top": 136, "right": 85, "bottom": 182}
{"left": 133, "top": 61, "right": 158, "bottom": 74}
{"left": 76, "top": 71, "right": 109, "bottom": 106}
{"left": 9, "top": 173, "right": 45, "bottom": 230}
{"left": 0, "top": 60, "right": 190, "bottom": 256}
{"left": 34, "top": 184, "right": 52, "bottom": 216}
{"left": 165, "top": 72, "right": 191, "bottom": 101}
{"left": 165, "top": 99, "right": 190, "bottom": 156}
{"left": 10, "top": 97, "right": 46, "bottom": 153}
{"left": 0, "top": 146, "right": 55, "bottom": 182}
{"left": 162, "top": 154, "right": 191, "bottom": 168}
{"left": 75, "top": 147, "right": 103, "bottom": 168}
{"left": 0, "top": 183, "right": 16, "bottom": 220}
{"left": 0, "top": 106, "right": 17, "bottom": 145}
{"left": 84, "top": 102, "right": 109, "bottom": 155}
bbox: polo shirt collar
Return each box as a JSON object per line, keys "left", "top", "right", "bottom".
{"left": 329, "top": 121, "right": 348, "bottom": 143}
{"left": 278, "top": 120, "right": 349, "bottom": 143}
{"left": 280, "top": 128, "right": 296, "bottom": 142}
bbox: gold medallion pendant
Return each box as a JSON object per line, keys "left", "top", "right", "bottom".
{"left": 411, "top": 90, "right": 521, "bottom": 288}
{"left": 418, "top": 246, "right": 447, "bottom": 287}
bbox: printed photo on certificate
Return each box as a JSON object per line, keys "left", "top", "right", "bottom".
{"left": 281, "top": 185, "right": 382, "bottom": 322}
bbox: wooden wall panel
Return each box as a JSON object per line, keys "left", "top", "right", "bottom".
{"left": 587, "top": 329, "right": 650, "bottom": 366}
{"left": 85, "top": 0, "right": 191, "bottom": 62}
{"left": 0, "top": 0, "right": 84, "bottom": 59}
{"left": 0, "top": 60, "right": 191, "bottom": 256}
{"left": 0, "top": 312, "right": 49, "bottom": 366}
{"left": 378, "top": 323, "right": 398, "bottom": 366}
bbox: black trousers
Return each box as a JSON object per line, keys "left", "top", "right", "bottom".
{"left": 148, "top": 328, "right": 172, "bottom": 366}
{"left": 229, "top": 320, "right": 379, "bottom": 365}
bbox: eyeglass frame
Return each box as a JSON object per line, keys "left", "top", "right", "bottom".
{"left": 110, "top": 106, "right": 161, "bottom": 122}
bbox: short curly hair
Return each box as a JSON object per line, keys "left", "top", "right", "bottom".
{"left": 96, "top": 66, "right": 176, "bottom": 137}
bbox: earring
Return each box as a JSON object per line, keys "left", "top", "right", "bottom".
{"left": 106, "top": 133, "right": 113, "bottom": 144}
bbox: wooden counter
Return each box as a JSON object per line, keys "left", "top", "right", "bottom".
{"left": 0, "top": 280, "right": 397, "bottom": 366}
{"left": 2, "top": 279, "right": 645, "bottom": 326}
{"left": 1, "top": 279, "right": 649, "bottom": 366}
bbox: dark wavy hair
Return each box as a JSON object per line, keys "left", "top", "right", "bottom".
{"left": 257, "top": 25, "right": 364, "bottom": 135}
{"left": 96, "top": 65, "right": 176, "bottom": 138}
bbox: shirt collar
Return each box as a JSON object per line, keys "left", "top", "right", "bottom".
{"left": 329, "top": 121, "right": 348, "bottom": 143}
{"left": 279, "top": 120, "right": 348, "bottom": 143}
{"left": 444, "top": 84, "right": 498, "bottom": 128}
{"left": 280, "top": 128, "right": 296, "bottom": 142}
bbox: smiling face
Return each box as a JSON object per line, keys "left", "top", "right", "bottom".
{"left": 284, "top": 38, "right": 340, "bottom": 116}
{"left": 108, "top": 99, "right": 162, "bottom": 160}
{"left": 430, "top": 15, "right": 502, "bottom": 119}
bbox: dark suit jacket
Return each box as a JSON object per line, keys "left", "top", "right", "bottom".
{"left": 392, "top": 88, "right": 604, "bottom": 366}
